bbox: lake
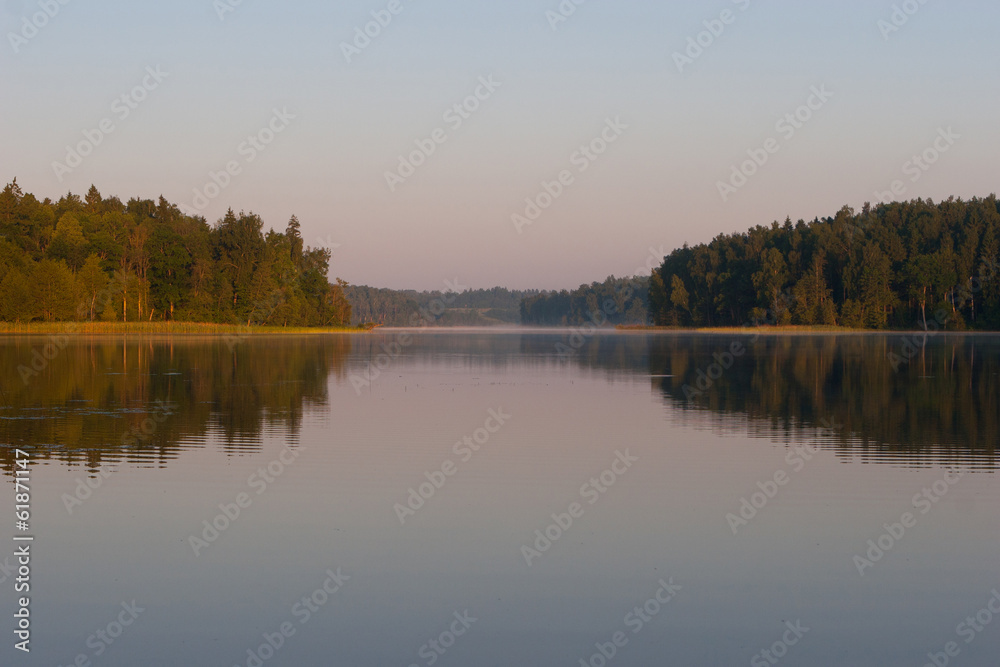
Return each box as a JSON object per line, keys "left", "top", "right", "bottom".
{"left": 1, "top": 331, "right": 998, "bottom": 666}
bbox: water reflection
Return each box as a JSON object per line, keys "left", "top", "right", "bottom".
{"left": 646, "top": 333, "right": 999, "bottom": 470}
{"left": 0, "top": 335, "right": 352, "bottom": 473}
{"left": 1, "top": 332, "right": 997, "bottom": 473}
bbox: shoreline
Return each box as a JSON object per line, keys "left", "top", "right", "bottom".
{"left": 615, "top": 324, "right": 995, "bottom": 335}
{"left": 0, "top": 322, "right": 374, "bottom": 335}
{"left": 0, "top": 322, "right": 995, "bottom": 336}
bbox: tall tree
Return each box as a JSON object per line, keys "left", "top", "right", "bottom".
{"left": 77, "top": 254, "right": 109, "bottom": 321}
{"left": 752, "top": 247, "right": 789, "bottom": 320}
{"left": 859, "top": 243, "right": 896, "bottom": 329}
{"left": 31, "top": 259, "right": 77, "bottom": 321}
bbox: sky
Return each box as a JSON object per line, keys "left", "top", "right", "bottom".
{"left": 1, "top": 0, "right": 998, "bottom": 291}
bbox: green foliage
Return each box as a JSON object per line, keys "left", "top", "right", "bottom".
{"left": 77, "top": 255, "right": 109, "bottom": 321}
{"left": 0, "top": 181, "right": 352, "bottom": 326}
{"left": 345, "top": 285, "right": 532, "bottom": 326}
{"left": 0, "top": 268, "right": 32, "bottom": 322}
{"left": 648, "top": 271, "right": 668, "bottom": 326}
{"left": 32, "top": 259, "right": 77, "bottom": 321}
{"left": 343, "top": 283, "right": 616, "bottom": 328}
{"left": 858, "top": 242, "right": 895, "bottom": 329}
{"left": 652, "top": 197, "right": 1000, "bottom": 330}
{"left": 520, "top": 276, "right": 649, "bottom": 326}
{"left": 753, "top": 247, "right": 789, "bottom": 316}
{"left": 670, "top": 275, "right": 690, "bottom": 319}
{"left": 792, "top": 253, "right": 835, "bottom": 325}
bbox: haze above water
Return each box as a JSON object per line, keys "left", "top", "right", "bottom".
{"left": 1, "top": 332, "right": 998, "bottom": 666}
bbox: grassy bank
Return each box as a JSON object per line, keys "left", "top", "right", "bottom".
{"left": 0, "top": 321, "right": 374, "bottom": 335}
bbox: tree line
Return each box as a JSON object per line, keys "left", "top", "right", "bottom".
{"left": 0, "top": 180, "right": 351, "bottom": 326}
{"left": 520, "top": 276, "right": 650, "bottom": 326}
{"left": 650, "top": 197, "right": 1000, "bottom": 330}
{"left": 344, "top": 285, "right": 534, "bottom": 326}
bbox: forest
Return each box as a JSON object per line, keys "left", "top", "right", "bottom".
{"left": 5, "top": 179, "right": 999, "bottom": 333}
{"left": 0, "top": 180, "right": 352, "bottom": 326}
{"left": 650, "top": 197, "right": 1000, "bottom": 330}
{"left": 520, "top": 276, "right": 650, "bottom": 326}
{"left": 345, "top": 285, "right": 532, "bottom": 326}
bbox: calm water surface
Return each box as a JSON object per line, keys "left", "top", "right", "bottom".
{"left": 1, "top": 332, "right": 998, "bottom": 666}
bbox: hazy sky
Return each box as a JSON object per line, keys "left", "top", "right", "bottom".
{"left": 1, "top": 0, "right": 997, "bottom": 290}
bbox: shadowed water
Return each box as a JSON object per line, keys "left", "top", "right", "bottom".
{"left": 0, "top": 332, "right": 997, "bottom": 666}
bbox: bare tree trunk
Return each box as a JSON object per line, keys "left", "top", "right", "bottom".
{"left": 920, "top": 287, "right": 927, "bottom": 330}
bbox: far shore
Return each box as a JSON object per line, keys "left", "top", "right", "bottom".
{"left": 615, "top": 324, "right": 990, "bottom": 334}
{"left": 0, "top": 322, "right": 993, "bottom": 336}
{"left": 0, "top": 322, "right": 375, "bottom": 335}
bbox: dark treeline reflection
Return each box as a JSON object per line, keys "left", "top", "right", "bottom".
{"left": 370, "top": 332, "right": 998, "bottom": 468}
{"left": 0, "top": 335, "right": 351, "bottom": 473}
{"left": 3, "top": 332, "right": 996, "bottom": 473}
{"left": 647, "top": 334, "right": 999, "bottom": 469}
